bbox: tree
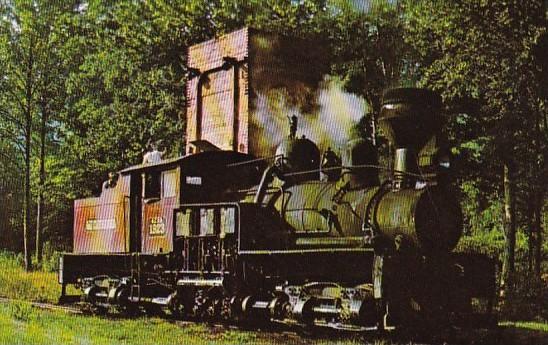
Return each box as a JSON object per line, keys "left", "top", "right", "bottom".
{"left": 328, "top": 1, "right": 411, "bottom": 145}
{"left": 0, "top": 136, "right": 23, "bottom": 252}
{"left": 55, "top": 0, "right": 185, "bottom": 198}
{"left": 32, "top": 1, "right": 74, "bottom": 263}
{"left": 404, "top": 0, "right": 547, "bottom": 294}
{"left": 0, "top": 0, "right": 76, "bottom": 267}
{"left": 0, "top": 0, "right": 40, "bottom": 270}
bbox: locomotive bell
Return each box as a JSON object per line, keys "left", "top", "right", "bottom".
{"left": 320, "top": 147, "right": 342, "bottom": 182}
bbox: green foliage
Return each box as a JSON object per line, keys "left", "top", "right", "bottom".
{"left": 403, "top": 0, "right": 547, "bottom": 286}
{"left": 460, "top": 180, "right": 503, "bottom": 234}
{"left": 32, "top": 242, "right": 63, "bottom": 273}
{"left": 58, "top": 1, "right": 185, "bottom": 193}
{"left": 404, "top": 0, "right": 546, "bottom": 168}
{"left": 329, "top": 1, "right": 409, "bottom": 115}
{"left": 499, "top": 321, "right": 548, "bottom": 332}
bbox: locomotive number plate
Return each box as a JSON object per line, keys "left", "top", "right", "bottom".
{"left": 149, "top": 217, "right": 166, "bottom": 236}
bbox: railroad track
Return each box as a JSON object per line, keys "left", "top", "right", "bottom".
{"left": 0, "top": 296, "right": 83, "bottom": 314}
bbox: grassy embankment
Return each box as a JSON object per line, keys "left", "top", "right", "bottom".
{"left": 0, "top": 252, "right": 358, "bottom": 344}
{"left": 0, "top": 252, "right": 79, "bottom": 303}
{"left": 0, "top": 301, "right": 273, "bottom": 345}
{"left": 1, "top": 302, "right": 547, "bottom": 345}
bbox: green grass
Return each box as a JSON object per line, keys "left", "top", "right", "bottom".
{"left": 0, "top": 301, "right": 252, "bottom": 345}
{"left": 0, "top": 252, "right": 78, "bottom": 303}
{"left": 0, "top": 301, "right": 367, "bottom": 345}
{"left": 1, "top": 302, "right": 547, "bottom": 345}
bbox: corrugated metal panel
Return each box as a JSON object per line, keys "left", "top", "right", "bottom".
{"left": 187, "top": 28, "right": 249, "bottom": 155}
{"left": 141, "top": 168, "right": 180, "bottom": 254}
{"left": 141, "top": 197, "right": 176, "bottom": 254}
{"left": 73, "top": 175, "right": 130, "bottom": 254}
{"left": 188, "top": 27, "right": 249, "bottom": 72}
{"left": 186, "top": 27, "right": 329, "bottom": 158}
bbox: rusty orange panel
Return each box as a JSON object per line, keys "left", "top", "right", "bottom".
{"left": 141, "top": 197, "right": 177, "bottom": 254}
{"left": 187, "top": 28, "right": 249, "bottom": 155}
{"left": 73, "top": 175, "right": 130, "bottom": 254}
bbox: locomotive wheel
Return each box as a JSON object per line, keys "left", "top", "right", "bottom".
{"left": 167, "top": 293, "right": 186, "bottom": 319}
{"left": 116, "top": 287, "right": 140, "bottom": 317}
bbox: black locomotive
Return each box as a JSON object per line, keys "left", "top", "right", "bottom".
{"left": 59, "top": 29, "right": 496, "bottom": 332}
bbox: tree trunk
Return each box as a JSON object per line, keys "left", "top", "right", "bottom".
{"left": 23, "top": 39, "right": 34, "bottom": 272}
{"left": 527, "top": 191, "right": 534, "bottom": 273}
{"left": 23, "top": 105, "right": 32, "bottom": 271}
{"left": 533, "top": 103, "right": 544, "bottom": 280}
{"left": 35, "top": 102, "right": 47, "bottom": 263}
{"left": 502, "top": 163, "right": 516, "bottom": 295}
{"left": 534, "top": 190, "right": 542, "bottom": 278}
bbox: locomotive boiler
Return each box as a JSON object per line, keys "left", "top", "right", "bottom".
{"left": 59, "top": 28, "right": 496, "bottom": 331}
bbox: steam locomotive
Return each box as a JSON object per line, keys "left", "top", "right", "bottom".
{"left": 59, "top": 28, "right": 496, "bottom": 331}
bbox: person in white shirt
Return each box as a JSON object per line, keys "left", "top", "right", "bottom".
{"left": 142, "top": 141, "right": 164, "bottom": 164}
{"left": 102, "top": 172, "right": 118, "bottom": 191}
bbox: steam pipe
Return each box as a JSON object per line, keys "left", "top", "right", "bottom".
{"left": 393, "top": 148, "right": 418, "bottom": 190}
{"left": 254, "top": 165, "right": 280, "bottom": 204}
{"left": 232, "top": 61, "right": 240, "bottom": 151}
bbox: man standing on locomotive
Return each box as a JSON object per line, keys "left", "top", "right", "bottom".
{"left": 102, "top": 172, "right": 118, "bottom": 190}
{"left": 142, "top": 140, "right": 164, "bottom": 164}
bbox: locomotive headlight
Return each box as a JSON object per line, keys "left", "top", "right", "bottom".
{"left": 437, "top": 153, "right": 451, "bottom": 169}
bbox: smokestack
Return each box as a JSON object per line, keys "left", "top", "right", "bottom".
{"left": 378, "top": 88, "right": 442, "bottom": 188}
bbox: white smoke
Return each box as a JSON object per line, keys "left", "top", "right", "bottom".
{"left": 251, "top": 76, "right": 368, "bottom": 157}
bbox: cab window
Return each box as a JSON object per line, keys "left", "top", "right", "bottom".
{"left": 144, "top": 171, "right": 160, "bottom": 199}
{"left": 161, "top": 170, "right": 177, "bottom": 198}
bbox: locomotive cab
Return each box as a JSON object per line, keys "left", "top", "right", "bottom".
{"left": 59, "top": 150, "right": 265, "bottom": 302}
{"left": 121, "top": 157, "right": 184, "bottom": 254}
